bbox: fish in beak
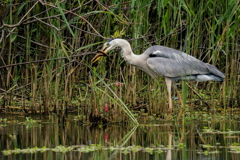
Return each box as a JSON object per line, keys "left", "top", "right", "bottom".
{"left": 91, "top": 44, "right": 109, "bottom": 63}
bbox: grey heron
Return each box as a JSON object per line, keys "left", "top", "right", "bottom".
{"left": 92, "top": 38, "right": 225, "bottom": 118}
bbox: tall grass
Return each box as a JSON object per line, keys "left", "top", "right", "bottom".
{"left": 0, "top": 0, "right": 239, "bottom": 121}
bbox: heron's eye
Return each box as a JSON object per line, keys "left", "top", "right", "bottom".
{"left": 106, "top": 42, "right": 110, "bottom": 47}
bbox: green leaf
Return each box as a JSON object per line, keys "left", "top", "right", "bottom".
{"left": 56, "top": 3, "right": 75, "bottom": 37}
{"left": 76, "top": 41, "right": 103, "bottom": 51}
{"left": 16, "top": 2, "right": 27, "bottom": 16}
{"left": 10, "top": 32, "right": 18, "bottom": 42}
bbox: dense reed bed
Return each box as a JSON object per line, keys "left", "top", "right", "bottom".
{"left": 0, "top": 0, "right": 239, "bottom": 121}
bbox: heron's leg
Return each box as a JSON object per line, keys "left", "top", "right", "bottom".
{"left": 166, "top": 127, "right": 172, "bottom": 160}
{"left": 165, "top": 78, "right": 172, "bottom": 120}
{"left": 172, "top": 82, "right": 183, "bottom": 121}
{"left": 172, "top": 82, "right": 183, "bottom": 104}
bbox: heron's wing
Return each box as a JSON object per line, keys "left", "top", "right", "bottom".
{"left": 144, "top": 46, "right": 225, "bottom": 78}
{"left": 147, "top": 57, "right": 210, "bottom": 78}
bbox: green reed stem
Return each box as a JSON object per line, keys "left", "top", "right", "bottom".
{"left": 88, "top": 65, "right": 138, "bottom": 125}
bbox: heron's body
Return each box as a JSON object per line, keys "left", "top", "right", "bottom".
{"left": 92, "top": 38, "right": 225, "bottom": 119}
{"left": 115, "top": 39, "right": 224, "bottom": 81}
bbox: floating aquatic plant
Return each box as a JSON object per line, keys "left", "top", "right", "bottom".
{"left": 52, "top": 145, "right": 73, "bottom": 153}
{"left": 131, "top": 145, "right": 142, "bottom": 152}
{"left": 1, "top": 118, "right": 7, "bottom": 122}
{"left": 144, "top": 147, "right": 153, "bottom": 154}
{"left": 230, "top": 146, "right": 240, "bottom": 153}
{"left": 202, "top": 144, "right": 215, "bottom": 150}
{"left": 123, "top": 149, "right": 130, "bottom": 155}
{"left": 178, "top": 143, "right": 185, "bottom": 149}
{"left": 25, "top": 117, "right": 36, "bottom": 123}
{"left": 24, "top": 117, "right": 40, "bottom": 129}
{"left": 2, "top": 144, "right": 178, "bottom": 155}
{"left": 2, "top": 150, "right": 12, "bottom": 156}
{"left": 203, "top": 127, "right": 214, "bottom": 133}
{"left": 155, "top": 148, "right": 163, "bottom": 154}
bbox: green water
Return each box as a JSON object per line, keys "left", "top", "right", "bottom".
{"left": 0, "top": 114, "right": 239, "bottom": 160}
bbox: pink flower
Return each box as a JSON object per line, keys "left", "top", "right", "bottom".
{"left": 104, "top": 134, "right": 108, "bottom": 143}
{"left": 104, "top": 103, "right": 108, "bottom": 112}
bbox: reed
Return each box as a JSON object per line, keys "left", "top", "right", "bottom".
{"left": 0, "top": 0, "right": 239, "bottom": 121}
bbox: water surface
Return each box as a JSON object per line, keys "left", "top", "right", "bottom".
{"left": 0, "top": 114, "right": 240, "bottom": 160}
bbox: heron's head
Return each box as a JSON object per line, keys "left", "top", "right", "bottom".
{"left": 91, "top": 39, "right": 124, "bottom": 63}
{"left": 102, "top": 38, "right": 119, "bottom": 52}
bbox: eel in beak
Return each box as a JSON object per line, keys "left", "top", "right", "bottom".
{"left": 91, "top": 50, "right": 109, "bottom": 63}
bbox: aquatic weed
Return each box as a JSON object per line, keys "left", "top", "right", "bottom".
{"left": 144, "top": 147, "right": 153, "bottom": 154}
{"left": 155, "top": 148, "right": 163, "bottom": 154}
{"left": 52, "top": 145, "right": 73, "bottom": 153}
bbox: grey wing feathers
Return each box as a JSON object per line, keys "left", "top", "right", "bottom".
{"left": 145, "top": 45, "right": 225, "bottom": 79}
{"left": 205, "top": 63, "right": 225, "bottom": 78}
{"left": 147, "top": 58, "right": 208, "bottom": 77}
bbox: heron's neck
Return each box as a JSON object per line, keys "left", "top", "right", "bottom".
{"left": 121, "top": 46, "right": 135, "bottom": 63}
{"left": 119, "top": 40, "right": 139, "bottom": 64}
{"left": 119, "top": 40, "right": 157, "bottom": 78}
{"left": 121, "top": 47, "right": 157, "bottom": 78}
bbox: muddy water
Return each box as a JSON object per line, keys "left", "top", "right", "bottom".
{"left": 0, "top": 114, "right": 240, "bottom": 160}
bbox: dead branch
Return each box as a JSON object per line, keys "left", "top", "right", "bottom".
{"left": 0, "top": 52, "right": 96, "bottom": 69}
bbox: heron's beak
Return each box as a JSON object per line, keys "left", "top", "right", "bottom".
{"left": 91, "top": 44, "right": 109, "bottom": 63}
